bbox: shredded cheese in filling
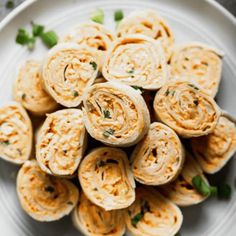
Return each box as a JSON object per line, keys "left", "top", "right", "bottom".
{"left": 79, "top": 147, "right": 135, "bottom": 210}
{"left": 191, "top": 116, "right": 236, "bottom": 174}
{"left": 17, "top": 160, "right": 78, "bottom": 221}
{"left": 0, "top": 103, "right": 32, "bottom": 164}
{"left": 154, "top": 81, "right": 220, "bottom": 137}
{"left": 37, "top": 109, "right": 86, "bottom": 176}
{"left": 131, "top": 122, "right": 185, "bottom": 185}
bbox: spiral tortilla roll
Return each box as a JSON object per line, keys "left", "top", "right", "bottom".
{"left": 116, "top": 10, "right": 174, "bottom": 61}
{"left": 0, "top": 102, "right": 32, "bottom": 164}
{"left": 36, "top": 109, "right": 87, "bottom": 176}
{"left": 191, "top": 116, "right": 236, "bottom": 174}
{"left": 13, "top": 60, "right": 58, "bottom": 116}
{"left": 83, "top": 82, "right": 150, "bottom": 147}
{"left": 72, "top": 192, "right": 125, "bottom": 236}
{"left": 153, "top": 81, "right": 220, "bottom": 138}
{"left": 43, "top": 43, "right": 99, "bottom": 107}
{"left": 17, "top": 160, "right": 79, "bottom": 221}
{"left": 170, "top": 43, "right": 223, "bottom": 97}
{"left": 102, "top": 34, "right": 168, "bottom": 90}
{"left": 125, "top": 187, "right": 183, "bottom": 236}
{"left": 160, "top": 153, "right": 208, "bottom": 206}
{"left": 131, "top": 122, "right": 185, "bottom": 185}
{"left": 62, "top": 22, "right": 115, "bottom": 69}
{"left": 79, "top": 147, "right": 135, "bottom": 210}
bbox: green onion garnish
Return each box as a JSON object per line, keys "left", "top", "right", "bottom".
{"left": 103, "top": 110, "right": 111, "bottom": 119}
{"left": 114, "top": 10, "right": 124, "bottom": 21}
{"left": 22, "top": 93, "right": 26, "bottom": 100}
{"left": 192, "top": 175, "right": 212, "bottom": 196}
{"left": 73, "top": 91, "right": 79, "bottom": 97}
{"left": 6, "top": 1, "right": 14, "bottom": 9}
{"left": 131, "top": 85, "right": 144, "bottom": 93}
{"left": 27, "top": 37, "right": 36, "bottom": 50}
{"left": 218, "top": 183, "right": 231, "bottom": 199}
{"left": 131, "top": 212, "right": 143, "bottom": 227}
{"left": 40, "top": 31, "right": 58, "bottom": 48}
{"left": 16, "top": 28, "right": 31, "bottom": 45}
{"left": 1, "top": 140, "right": 10, "bottom": 145}
{"left": 91, "top": 9, "right": 104, "bottom": 24}
{"left": 31, "top": 22, "right": 44, "bottom": 37}
{"left": 103, "top": 128, "right": 115, "bottom": 137}
{"left": 89, "top": 61, "right": 98, "bottom": 70}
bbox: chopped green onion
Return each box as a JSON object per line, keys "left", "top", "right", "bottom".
{"left": 40, "top": 31, "right": 58, "bottom": 48}
{"left": 127, "top": 69, "right": 134, "bottom": 74}
{"left": 131, "top": 212, "right": 143, "bottom": 227}
{"left": 103, "top": 110, "right": 111, "bottom": 119}
{"left": 114, "top": 10, "right": 124, "bottom": 21}
{"left": 1, "top": 140, "right": 10, "bottom": 145}
{"left": 16, "top": 28, "right": 31, "bottom": 45}
{"left": 131, "top": 85, "right": 144, "bottom": 93}
{"left": 22, "top": 93, "right": 26, "bottom": 100}
{"left": 103, "top": 128, "right": 115, "bottom": 137}
{"left": 192, "top": 175, "right": 212, "bottom": 196}
{"left": 218, "top": 183, "right": 231, "bottom": 199}
{"left": 210, "top": 186, "right": 218, "bottom": 197}
{"left": 165, "top": 89, "right": 170, "bottom": 96}
{"left": 188, "top": 83, "right": 199, "bottom": 90}
{"left": 73, "top": 91, "right": 79, "bottom": 97}
{"left": 27, "top": 37, "right": 36, "bottom": 50}
{"left": 91, "top": 9, "right": 104, "bottom": 24}
{"left": 31, "top": 22, "right": 44, "bottom": 36}
{"left": 89, "top": 61, "right": 97, "bottom": 70}
{"left": 6, "top": 1, "right": 14, "bottom": 9}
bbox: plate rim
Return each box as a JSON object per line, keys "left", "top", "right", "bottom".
{"left": 0, "top": 0, "right": 235, "bottom": 236}
{"left": 0, "top": 0, "right": 235, "bottom": 33}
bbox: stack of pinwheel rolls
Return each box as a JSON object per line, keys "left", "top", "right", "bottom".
{"left": 1, "top": 8, "right": 233, "bottom": 236}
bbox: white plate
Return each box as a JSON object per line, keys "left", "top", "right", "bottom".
{"left": 0, "top": 0, "right": 236, "bottom": 235}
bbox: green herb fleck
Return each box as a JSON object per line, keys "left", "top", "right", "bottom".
{"left": 131, "top": 212, "right": 143, "bottom": 227}
{"left": 218, "top": 183, "right": 231, "bottom": 199}
{"left": 165, "top": 89, "right": 170, "bottom": 96}
{"left": 16, "top": 28, "right": 31, "bottom": 45}
{"left": 1, "top": 140, "right": 10, "bottom": 145}
{"left": 91, "top": 9, "right": 104, "bottom": 24}
{"left": 192, "top": 175, "right": 212, "bottom": 196}
{"left": 45, "top": 186, "right": 55, "bottom": 193}
{"left": 67, "top": 201, "right": 73, "bottom": 205}
{"left": 22, "top": 93, "right": 26, "bottom": 100}
{"left": 31, "top": 22, "right": 44, "bottom": 37}
{"left": 114, "top": 10, "right": 124, "bottom": 21}
{"left": 73, "top": 91, "right": 79, "bottom": 97}
{"left": 6, "top": 1, "right": 14, "bottom": 9}
{"left": 103, "top": 110, "right": 111, "bottom": 119}
{"left": 90, "top": 61, "right": 97, "bottom": 70}
{"left": 188, "top": 83, "right": 199, "bottom": 90}
{"left": 131, "top": 85, "right": 144, "bottom": 93}
{"left": 103, "top": 128, "right": 115, "bottom": 137}
{"left": 127, "top": 69, "right": 134, "bottom": 74}
{"left": 40, "top": 31, "right": 58, "bottom": 48}
{"left": 27, "top": 37, "right": 36, "bottom": 50}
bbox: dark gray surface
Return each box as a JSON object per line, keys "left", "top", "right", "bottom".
{"left": 0, "top": 0, "right": 236, "bottom": 20}
{"left": 217, "top": 0, "right": 236, "bottom": 16}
